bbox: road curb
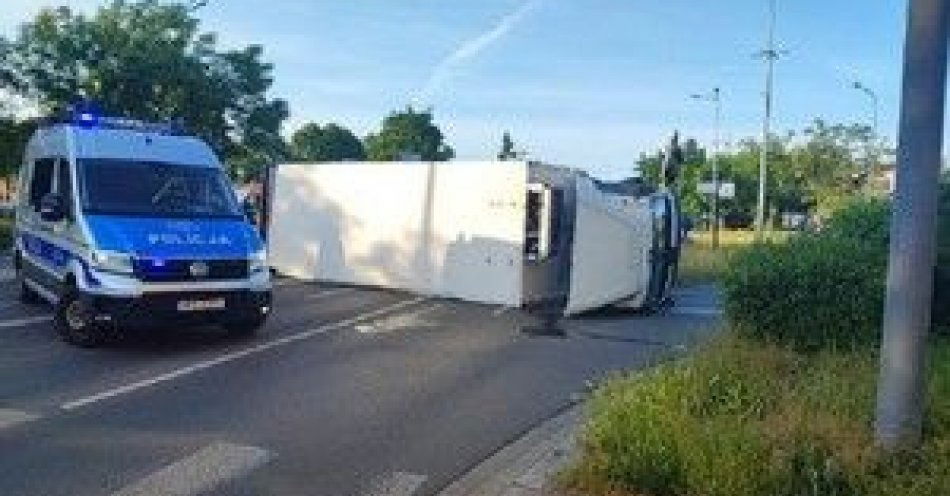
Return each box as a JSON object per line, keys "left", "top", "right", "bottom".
{"left": 437, "top": 404, "right": 583, "bottom": 496}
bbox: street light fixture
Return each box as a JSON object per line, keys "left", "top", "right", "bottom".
{"left": 853, "top": 81, "right": 881, "bottom": 173}
{"left": 853, "top": 81, "right": 880, "bottom": 139}
{"left": 690, "top": 88, "right": 722, "bottom": 249}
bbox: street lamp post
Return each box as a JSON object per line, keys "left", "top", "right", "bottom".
{"left": 691, "top": 88, "right": 722, "bottom": 248}
{"left": 755, "top": 0, "right": 782, "bottom": 238}
{"left": 853, "top": 81, "right": 880, "bottom": 172}
{"left": 853, "top": 81, "right": 880, "bottom": 137}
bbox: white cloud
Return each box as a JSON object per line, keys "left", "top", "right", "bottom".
{"left": 413, "top": 0, "right": 543, "bottom": 105}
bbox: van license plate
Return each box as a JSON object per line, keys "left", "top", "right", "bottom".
{"left": 177, "top": 298, "right": 226, "bottom": 312}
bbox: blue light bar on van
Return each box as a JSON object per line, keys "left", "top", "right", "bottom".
{"left": 65, "top": 102, "right": 184, "bottom": 135}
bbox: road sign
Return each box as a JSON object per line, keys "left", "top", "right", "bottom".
{"left": 698, "top": 181, "right": 735, "bottom": 199}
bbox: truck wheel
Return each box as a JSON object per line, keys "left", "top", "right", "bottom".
{"left": 14, "top": 255, "right": 42, "bottom": 305}
{"left": 55, "top": 284, "right": 106, "bottom": 347}
{"left": 223, "top": 314, "right": 267, "bottom": 337}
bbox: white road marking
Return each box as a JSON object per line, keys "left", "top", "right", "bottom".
{"left": 110, "top": 442, "right": 272, "bottom": 496}
{"left": 364, "top": 471, "right": 427, "bottom": 496}
{"left": 0, "top": 409, "right": 40, "bottom": 430}
{"left": 61, "top": 296, "right": 428, "bottom": 410}
{"left": 306, "top": 287, "right": 354, "bottom": 300}
{"left": 0, "top": 315, "right": 52, "bottom": 329}
{"left": 355, "top": 304, "right": 443, "bottom": 334}
{"left": 672, "top": 306, "right": 723, "bottom": 316}
{"left": 491, "top": 306, "right": 512, "bottom": 317}
{"left": 354, "top": 324, "right": 377, "bottom": 334}
{"left": 0, "top": 300, "right": 25, "bottom": 310}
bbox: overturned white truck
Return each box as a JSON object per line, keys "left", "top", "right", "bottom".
{"left": 265, "top": 161, "right": 680, "bottom": 316}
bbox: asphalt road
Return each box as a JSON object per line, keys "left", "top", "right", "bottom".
{"left": 0, "top": 271, "right": 720, "bottom": 496}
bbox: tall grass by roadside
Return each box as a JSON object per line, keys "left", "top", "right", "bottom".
{"left": 563, "top": 334, "right": 950, "bottom": 496}
{"left": 679, "top": 229, "right": 790, "bottom": 285}
{"left": 564, "top": 198, "right": 950, "bottom": 495}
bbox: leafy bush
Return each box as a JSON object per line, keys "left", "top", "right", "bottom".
{"left": 723, "top": 199, "right": 889, "bottom": 350}
{"left": 934, "top": 183, "right": 950, "bottom": 329}
{"left": 564, "top": 334, "right": 950, "bottom": 496}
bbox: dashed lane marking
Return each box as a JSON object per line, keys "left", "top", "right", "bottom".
{"left": 61, "top": 296, "right": 429, "bottom": 411}
{"left": 306, "top": 287, "right": 355, "bottom": 300}
{"left": 0, "top": 315, "right": 52, "bottom": 329}
{"left": 671, "top": 306, "right": 723, "bottom": 316}
{"left": 0, "top": 409, "right": 40, "bottom": 430}
{"left": 491, "top": 306, "right": 512, "bottom": 317}
{"left": 273, "top": 278, "right": 311, "bottom": 287}
{"left": 364, "top": 471, "right": 427, "bottom": 496}
{"left": 110, "top": 442, "right": 272, "bottom": 496}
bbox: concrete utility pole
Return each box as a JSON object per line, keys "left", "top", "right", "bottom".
{"left": 691, "top": 88, "right": 722, "bottom": 248}
{"left": 755, "top": 0, "right": 781, "bottom": 237}
{"left": 875, "top": 0, "right": 948, "bottom": 450}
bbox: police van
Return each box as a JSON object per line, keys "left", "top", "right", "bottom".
{"left": 13, "top": 109, "right": 272, "bottom": 346}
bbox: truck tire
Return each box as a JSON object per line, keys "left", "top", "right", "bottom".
{"left": 55, "top": 283, "right": 107, "bottom": 347}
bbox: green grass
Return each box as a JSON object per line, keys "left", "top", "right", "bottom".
{"left": 679, "top": 229, "right": 790, "bottom": 285}
{"left": 0, "top": 216, "right": 12, "bottom": 251}
{"left": 562, "top": 334, "right": 950, "bottom": 496}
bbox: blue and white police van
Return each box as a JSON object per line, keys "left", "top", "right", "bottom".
{"left": 13, "top": 109, "right": 271, "bottom": 346}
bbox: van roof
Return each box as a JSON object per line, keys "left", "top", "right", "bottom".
{"left": 32, "top": 124, "right": 221, "bottom": 167}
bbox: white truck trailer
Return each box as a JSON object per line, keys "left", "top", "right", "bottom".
{"left": 265, "top": 161, "right": 679, "bottom": 316}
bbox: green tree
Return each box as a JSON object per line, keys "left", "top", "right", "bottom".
{"left": 498, "top": 131, "right": 517, "bottom": 160}
{"left": 792, "top": 119, "right": 877, "bottom": 214}
{"left": 637, "top": 120, "right": 886, "bottom": 228}
{"left": 0, "top": 118, "right": 37, "bottom": 200}
{"left": 0, "top": 0, "right": 288, "bottom": 177}
{"left": 365, "top": 107, "right": 454, "bottom": 161}
{"left": 291, "top": 123, "right": 364, "bottom": 162}
{"left": 637, "top": 137, "right": 707, "bottom": 218}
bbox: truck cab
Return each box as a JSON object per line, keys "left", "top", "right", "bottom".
{"left": 13, "top": 111, "right": 271, "bottom": 346}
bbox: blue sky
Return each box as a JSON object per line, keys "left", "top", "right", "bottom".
{"left": 3, "top": 0, "right": 908, "bottom": 179}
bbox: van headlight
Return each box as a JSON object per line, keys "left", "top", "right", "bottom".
{"left": 90, "top": 250, "right": 134, "bottom": 275}
{"left": 249, "top": 248, "right": 268, "bottom": 274}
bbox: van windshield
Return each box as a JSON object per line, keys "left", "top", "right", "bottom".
{"left": 78, "top": 159, "right": 242, "bottom": 218}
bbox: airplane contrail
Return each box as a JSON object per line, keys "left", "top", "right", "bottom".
{"left": 414, "top": 0, "right": 543, "bottom": 104}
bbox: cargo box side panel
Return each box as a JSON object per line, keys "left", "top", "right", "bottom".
{"left": 268, "top": 161, "right": 527, "bottom": 305}
{"left": 564, "top": 179, "right": 652, "bottom": 315}
{"left": 268, "top": 163, "right": 334, "bottom": 280}
{"left": 429, "top": 163, "right": 528, "bottom": 305}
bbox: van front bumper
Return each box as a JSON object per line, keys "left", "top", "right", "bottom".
{"left": 81, "top": 289, "right": 272, "bottom": 329}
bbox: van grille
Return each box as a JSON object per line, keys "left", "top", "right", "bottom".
{"left": 132, "top": 258, "right": 249, "bottom": 282}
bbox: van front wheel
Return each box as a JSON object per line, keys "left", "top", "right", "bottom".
{"left": 223, "top": 314, "right": 266, "bottom": 337}
{"left": 14, "top": 254, "right": 42, "bottom": 304}
{"left": 55, "top": 286, "right": 107, "bottom": 347}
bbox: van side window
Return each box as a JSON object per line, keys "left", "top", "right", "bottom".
{"left": 56, "top": 158, "right": 74, "bottom": 219}
{"left": 29, "top": 158, "right": 55, "bottom": 211}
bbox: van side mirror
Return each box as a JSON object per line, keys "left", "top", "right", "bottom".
{"left": 242, "top": 198, "right": 258, "bottom": 224}
{"left": 39, "top": 193, "right": 66, "bottom": 222}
